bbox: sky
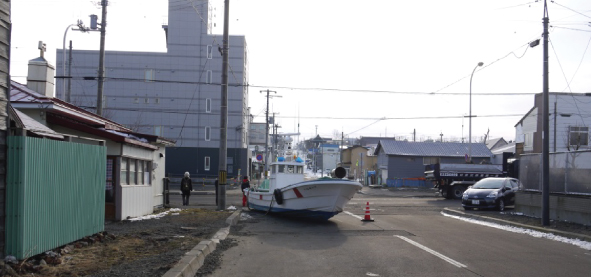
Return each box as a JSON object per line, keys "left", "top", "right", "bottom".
{"left": 10, "top": 0, "right": 591, "bottom": 144}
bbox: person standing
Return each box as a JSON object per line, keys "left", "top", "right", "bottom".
{"left": 241, "top": 176, "right": 250, "bottom": 207}
{"left": 181, "top": 172, "right": 193, "bottom": 206}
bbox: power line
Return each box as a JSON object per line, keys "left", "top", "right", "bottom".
{"left": 549, "top": 38, "right": 588, "bottom": 126}
{"left": 551, "top": 25, "right": 591, "bottom": 32}
{"left": 69, "top": 76, "right": 539, "bottom": 96}
{"left": 551, "top": 1, "right": 591, "bottom": 19}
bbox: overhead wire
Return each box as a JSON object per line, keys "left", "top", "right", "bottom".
{"left": 549, "top": 38, "right": 587, "bottom": 126}
{"left": 550, "top": 1, "right": 591, "bottom": 19}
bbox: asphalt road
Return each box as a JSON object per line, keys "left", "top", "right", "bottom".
{"left": 207, "top": 187, "right": 591, "bottom": 277}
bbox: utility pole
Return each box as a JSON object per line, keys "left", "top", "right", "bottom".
{"left": 541, "top": 0, "right": 550, "bottom": 226}
{"left": 413, "top": 129, "right": 416, "bottom": 142}
{"left": 260, "top": 89, "right": 278, "bottom": 179}
{"left": 217, "top": 0, "right": 230, "bottom": 210}
{"left": 67, "top": 40, "right": 73, "bottom": 103}
{"left": 96, "top": 0, "right": 108, "bottom": 116}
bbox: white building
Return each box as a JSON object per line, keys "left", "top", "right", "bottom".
{"left": 515, "top": 93, "right": 590, "bottom": 154}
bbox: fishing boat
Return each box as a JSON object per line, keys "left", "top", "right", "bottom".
{"left": 246, "top": 143, "right": 362, "bottom": 220}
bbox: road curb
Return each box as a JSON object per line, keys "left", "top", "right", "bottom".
{"left": 163, "top": 209, "right": 242, "bottom": 277}
{"left": 442, "top": 208, "right": 591, "bottom": 242}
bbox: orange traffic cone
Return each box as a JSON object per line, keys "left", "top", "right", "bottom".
{"left": 361, "top": 201, "right": 374, "bottom": 222}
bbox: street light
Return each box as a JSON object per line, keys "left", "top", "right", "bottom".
{"left": 468, "top": 62, "right": 484, "bottom": 163}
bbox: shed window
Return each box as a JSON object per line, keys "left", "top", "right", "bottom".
{"left": 130, "top": 159, "right": 137, "bottom": 184}
{"left": 144, "top": 161, "right": 151, "bottom": 185}
{"left": 120, "top": 158, "right": 128, "bottom": 185}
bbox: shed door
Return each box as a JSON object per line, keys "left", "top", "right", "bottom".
{"left": 105, "top": 156, "right": 116, "bottom": 220}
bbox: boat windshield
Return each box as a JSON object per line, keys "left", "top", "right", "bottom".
{"left": 259, "top": 179, "right": 269, "bottom": 190}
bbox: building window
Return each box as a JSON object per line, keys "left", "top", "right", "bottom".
{"left": 145, "top": 98, "right": 150, "bottom": 104}
{"left": 138, "top": 160, "right": 144, "bottom": 184}
{"left": 155, "top": 98, "right": 160, "bottom": 104}
{"left": 130, "top": 159, "right": 137, "bottom": 184}
{"left": 524, "top": 133, "right": 533, "bottom": 147}
{"left": 206, "top": 98, "right": 211, "bottom": 113}
{"left": 205, "top": 156, "right": 211, "bottom": 171}
{"left": 120, "top": 157, "right": 128, "bottom": 185}
{"left": 134, "top": 98, "right": 139, "bottom": 104}
{"left": 144, "top": 161, "right": 151, "bottom": 185}
{"left": 569, "top": 126, "right": 589, "bottom": 146}
{"left": 145, "top": 69, "right": 155, "bottom": 82}
{"left": 206, "top": 70, "right": 212, "bottom": 84}
{"left": 205, "top": 126, "right": 211, "bottom": 141}
{"left": 207, "top": 45, "right": 213, "bottom": 59}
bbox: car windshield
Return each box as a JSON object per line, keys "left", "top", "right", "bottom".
{"left": 472, "top": 179, "right": 504, "bottom": 189}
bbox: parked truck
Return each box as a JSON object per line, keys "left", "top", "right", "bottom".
{"left": 425, "top": 163, "right": 505, "bottom": 199}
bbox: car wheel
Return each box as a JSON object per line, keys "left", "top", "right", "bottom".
{"left": 440, "top": 188, "right": 449, "bottom": 199}
{"left": 450, "top": 185, "right": 466, "bottom": 200}
{"left": 497, "top": 198, "right": 505, "bottom": 211}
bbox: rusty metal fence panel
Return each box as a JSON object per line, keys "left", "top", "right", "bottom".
{"left": 6, "top": 136, "right": 106, "bottom": 259}
{"left": 519, "top": 151, "right": 591, "bottom": 195}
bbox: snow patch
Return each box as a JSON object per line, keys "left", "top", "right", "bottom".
{"left": 240, "top": 213, "right": 253, "bottom": 221}
{"left": 441, "top": 212, "right": 591, "bottom": 251}
{"left": 128, "top": 208, "right": 182, "bottom": 221}
{"left": 227, "top": 206, "right": 237, "bottom": 210}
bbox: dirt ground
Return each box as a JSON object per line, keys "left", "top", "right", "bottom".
{"left": 2, "top": 208, "right": 233, "bottom": 277}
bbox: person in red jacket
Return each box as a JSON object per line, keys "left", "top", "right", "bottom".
{"left": 241, "top": 176, "right": 250, "bottom": 207}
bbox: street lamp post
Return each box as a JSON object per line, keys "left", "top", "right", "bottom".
{"left": 468, "top": 62, "right": 484, "bottom": 163}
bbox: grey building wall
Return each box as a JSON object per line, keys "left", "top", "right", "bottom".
{"left": 0, "top": 0, "right": 9, "bottom": 258}
{"left": 387, "top": 156, "right": 425, "bottom": 178}
{"left": 386, "top": 156, "right": 488, "bottom": 179}
{"left": 55, "top": 0, "right": 249, "bottom": 177}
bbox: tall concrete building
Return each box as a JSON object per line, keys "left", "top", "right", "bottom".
{"left": 56, "top": 0, "right": 249, "bottom": 178}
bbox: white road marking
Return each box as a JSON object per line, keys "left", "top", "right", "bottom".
{"left": 344, "top": 211, "right": 363, "bottom": 220}
{"left": 366, "top": 272, "right": 380, "bottom": 276}
{"left": 395, "top": 235, "right": 467, "bottom": 268}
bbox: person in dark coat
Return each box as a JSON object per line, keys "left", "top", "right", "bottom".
{"left": 180, "top": 172, "right": 193, "bottom": 206}
{"left": 241, "top": 176, "right": 250, "bottom": 207}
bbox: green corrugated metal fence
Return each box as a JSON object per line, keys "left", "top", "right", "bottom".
{"left": 6, "top": 136, "right": 106, "bottom": 259}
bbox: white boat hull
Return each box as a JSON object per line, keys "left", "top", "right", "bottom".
{"left": 246, "top": 179, "right": 362, "bottom": 220}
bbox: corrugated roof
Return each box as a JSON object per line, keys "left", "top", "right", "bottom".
{"left": 10, "top": 107, "right": 64, "bottom": 139}
{"left": 9, "top": 80, "right": 175, "bottom": 147}
{"left": 378, "top": 140, "right": 492, "bottom": 157}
